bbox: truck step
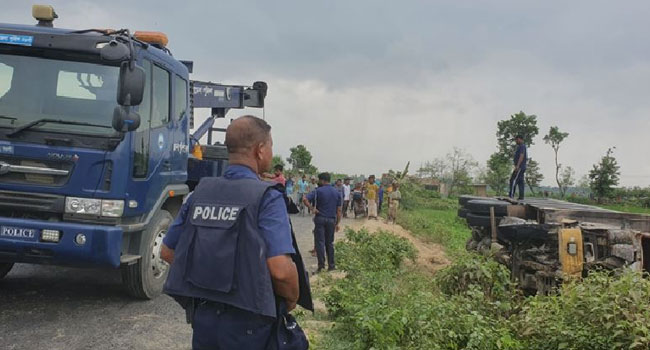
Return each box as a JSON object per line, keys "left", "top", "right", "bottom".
{"left": 120, "top": 254, "right": 141, "bottom": 265}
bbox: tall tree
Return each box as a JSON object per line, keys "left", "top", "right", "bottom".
{"left": 286, "top": 145, "right": 313, "bottom": 171}
{"left": 271, "top": 155, "right": 285, "bottom": 170}
{"left": 485, "top": 153, "right": 511, "bottom": 195}
{"left": 496, "top": 111, "right": 539, "bottom": 156}
{"left": 543, "top": 126, "right": 570, "bottom": 197}
{"left": 589, "top": 148, "right": 620, "bottom": 203}
{"left": 443, "top": 147, "right": 477, "bottom": 195}
{"left": 417, "top": 158, "right": 446, "bottom": 180}
{"left": 559, "top": 166, "right": 575, "bottom": 195}
{"left": 525, "top": 158, "right": 544, "bottom": 196}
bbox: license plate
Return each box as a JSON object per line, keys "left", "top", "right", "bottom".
{"left": 0, "top": 226, "right": 37, "bottom": 240}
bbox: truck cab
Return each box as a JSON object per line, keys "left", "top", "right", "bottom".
{"left": 0, "top": 6, "right": 266, "bottom": 298}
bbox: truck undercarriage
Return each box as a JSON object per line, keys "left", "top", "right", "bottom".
{"left": 459, "top": 196, "right": 650, "bottom": 294}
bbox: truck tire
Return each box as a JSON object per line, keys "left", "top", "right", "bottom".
{"left": 0, "top": 262, "right": 13, "bottom": 279}
{"left": 122, "top": 209, "right": 173, "bottom": 299}
{"left": 458, "top": 195, "right": 484, "bottom": 207}
{"left": 466, "top": 212, "right": 500, "bottom": 228}
{"left": 465, "top": 199, "right": 509, "bottom": 216}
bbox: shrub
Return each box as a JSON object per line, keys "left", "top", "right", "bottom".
{"left": 324, "top": 230, "right": 522, "bottom": 350}
{"left": 436, "top": 253, "right": 515, "bottom": 302}
{"left": 336, "top": 229, "right": 416, "bottom": 276}
{"left": 515, "top": 270, "right": 650, "bottom": 350}
{"left": 320, "top": 194, "right": 650, "bottom": 350}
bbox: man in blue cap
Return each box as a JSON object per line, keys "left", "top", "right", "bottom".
{"left": 160, "top": 115, "right": 306, "bottom": 349}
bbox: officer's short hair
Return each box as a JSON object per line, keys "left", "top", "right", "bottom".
{"left": 318, "top": 172, "right": 331, "bottom": 183}
{"left": 225, "top": 115, "right": 271, "bottom": 154}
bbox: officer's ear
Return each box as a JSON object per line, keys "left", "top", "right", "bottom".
{"left": 254, "top": 142, "right": 265, "bottom": 160}
{"left": 256, "top": 141, "right": 272, "bottom": 165}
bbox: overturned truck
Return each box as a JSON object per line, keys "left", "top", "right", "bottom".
{"left": 458, "top": 196, "right": 650, "bottom": 294}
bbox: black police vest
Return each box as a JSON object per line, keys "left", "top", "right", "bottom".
{"left": 163, "top": 177, "right": 277, "bottom": 318}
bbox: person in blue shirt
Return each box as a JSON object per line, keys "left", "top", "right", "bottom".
{"left": 334, "top": 178, "right": 345, "bottom": 207}
{"left": 286, "top": 177, "right": 294, "bottom": 197}
{"left": 303, "top": 172, "right": 342, "bottom": 273}
{"left": 296, "top": 175, "right": 309, "bottom": 214}
{"left": 378, "top": 184, "right": 384, "bottom": 212}
{"left": 509, "top": 134, "right": 528, "bottom": 200}
{"left": 160, "top": 115, "right": 300, "bottom": 349}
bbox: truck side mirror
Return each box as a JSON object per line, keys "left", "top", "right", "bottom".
{"left": 117, "top": 61, "right": 145, "bottom": 106}
{"left": 112, "top": 106, "right": 141, "bottom": 132}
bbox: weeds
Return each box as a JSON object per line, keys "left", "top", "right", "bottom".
{"left": 317, "top": 182, "right": 650, "bottom": 349}
{"left": 320, "top": 228, "right": 650, "bottom": 350}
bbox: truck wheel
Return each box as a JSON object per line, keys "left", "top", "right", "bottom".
{"left": 465, "top": 199, "right": 509, "bottom": 216}
{"left": 458, "top": 195, "right": 484, "bottom": 207}
{"left": 122, "top": 209, "right": 173, "bottom": 299}
{"left": 466, "top": 212, "right": 500, "bottom": 228}
{"left": 0, "top": 263, "right": 13, "bottom": 279}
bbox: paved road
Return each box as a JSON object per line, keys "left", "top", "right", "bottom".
{"left": 0, "top": 213, "right": 326, "bottom": 350}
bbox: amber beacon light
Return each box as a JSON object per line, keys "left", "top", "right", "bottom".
{"left": 134, "top": 31, "right": 169, "bottom": 47}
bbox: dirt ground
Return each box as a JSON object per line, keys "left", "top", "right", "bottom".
{"left": 346, "top": 218, "right": 450, "bottom": 273}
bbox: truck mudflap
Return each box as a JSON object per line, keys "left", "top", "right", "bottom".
{"left": 0, "top": 217, "right": 122, "bottom": 268}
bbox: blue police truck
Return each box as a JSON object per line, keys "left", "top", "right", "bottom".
{"left": 0, "top": 5, "right": 267, "bottom": 298}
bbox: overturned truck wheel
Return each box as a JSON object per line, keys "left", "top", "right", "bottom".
{"left": 465, "top": 199, "right": 509, "bottom": 216}
{"left": 466, "top": 212, "right": 499, "bottom": 228}
{"left": 458, "top": 195, "right": 485, "bottom": 207}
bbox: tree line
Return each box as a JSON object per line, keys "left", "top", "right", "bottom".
{"left": 417, "top": 111, "right": 620, "bottom": 203}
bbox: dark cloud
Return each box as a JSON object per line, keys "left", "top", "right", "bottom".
{"left": 2, "top": 1, "right": 650, "bottom": 184}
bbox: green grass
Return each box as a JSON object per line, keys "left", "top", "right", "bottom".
{"left": 397, "top": 207, "right": 470, "bottom": 254}
{"left": 394, "top": 182, "right": 471, "bottom": 254}
{"left": 599, "top": 203, "right": 650, "bottom": 214}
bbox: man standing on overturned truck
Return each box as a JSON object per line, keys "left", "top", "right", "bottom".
{"left": 160, "top": 116, "right": 305, "bottom": 349}
{"left": 509, "top": 135, "right": 527, "bottom": 200}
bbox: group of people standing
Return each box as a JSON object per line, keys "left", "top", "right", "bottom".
{"left": 267, "top": 167, "right": 403, "bottom": 275}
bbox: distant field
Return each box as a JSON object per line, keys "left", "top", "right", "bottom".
{"left": 599, "top": 203, "right": 650, "bottom": 214}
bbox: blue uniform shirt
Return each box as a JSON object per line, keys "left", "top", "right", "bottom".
{"left": 286, "top": 179, "right": 294, "bottom": 196}
{"left": 514, "top": 143, "right": 527, "bottom": 170}
{"left": 297, "top": 179, "right": 308, "bottom": 193}
{"left": 163, "top": 165, "right": 295, "bottom": 257}
{"left": 306, "top": 185, "right": 342, "bottom": 219}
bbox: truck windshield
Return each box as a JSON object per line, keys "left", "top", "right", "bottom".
{"left": 0, "top": 53, "right": 119, "bottom": 136}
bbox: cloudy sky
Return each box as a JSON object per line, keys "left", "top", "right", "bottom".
{"left": 2, "top": 1, "right": 650, "bottom": 186}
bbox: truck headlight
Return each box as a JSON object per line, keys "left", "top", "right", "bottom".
{"left": 65, "top": 197, "right": 124, "bottom": 217}
{"left": 65, "top": 197, "right": 101, "bottom": 215}
{"left": 101, "top": 200, "right": 125, "bottom": 217}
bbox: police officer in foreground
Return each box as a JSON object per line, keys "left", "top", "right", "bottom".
{"left": 160, "top": 115, "right": 306, "bottom": 349}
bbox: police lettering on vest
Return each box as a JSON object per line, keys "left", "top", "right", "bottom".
{"left": 192, "top": 205, "right": 241, "bottom": 222}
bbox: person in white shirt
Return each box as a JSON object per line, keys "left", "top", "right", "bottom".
{"left": 342, "top": 178, "right": 351, "bottom": 217}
